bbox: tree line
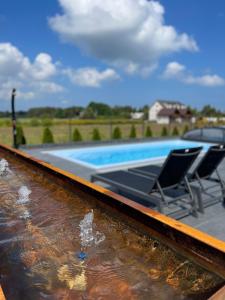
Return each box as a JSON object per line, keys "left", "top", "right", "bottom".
{"left": 0, "top": 102, "right": 223, "bottom": 120}
{"left": 0, "top": 102, "right": 140, "bottom": 119}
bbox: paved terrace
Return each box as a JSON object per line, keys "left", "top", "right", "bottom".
{"left": 23, "top": 140, "right": 225, "bottom": 242}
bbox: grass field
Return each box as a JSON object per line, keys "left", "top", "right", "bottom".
{"left": 0, "top": 118, "right": 193, "bottom": 146}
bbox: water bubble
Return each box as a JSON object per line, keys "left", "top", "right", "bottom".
{"left": 0, "top": 159, "right": 10, "bottom": 176}
{"left": 17, "top": 186, "right": 31, "bottom": 204}
{"left": 79, "top": 210, "right": 94, "bottom": 247}
{"left": 79, "top": 210, "right": 105, "bottom": 248}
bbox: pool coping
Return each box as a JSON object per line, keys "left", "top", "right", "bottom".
{"left": 1, "top": 143, "right": 225, "bottom": 280}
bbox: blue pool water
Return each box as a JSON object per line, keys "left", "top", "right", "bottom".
{"left": 45, "top": 139, "right": 212, "bottom": 169}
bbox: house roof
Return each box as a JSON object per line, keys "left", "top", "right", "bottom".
{"left": 156, "top": 100, "right": 184, "bottom": 106}
{"left": 158, "top": 108, "right": 192, "bottom": 118}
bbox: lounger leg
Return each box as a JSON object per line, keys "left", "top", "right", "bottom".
{"left": 157, "top": 200, "right": 164, "bottom": 213}
{"left": 191, "top": 185, "right": 204, "bottom": 213}
{"left": 191, "top": 194, "right": 198, "bottom": 217}
{"left": 184, "top": 177, "right": 198, "bottom": 217}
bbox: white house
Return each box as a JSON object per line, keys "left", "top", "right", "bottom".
{"left": 148, "top": 100, "right": 194, "bottom": 124}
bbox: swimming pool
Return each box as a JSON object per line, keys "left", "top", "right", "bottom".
{"left": 45, "top": 139, "right": 213, "bottom": 171}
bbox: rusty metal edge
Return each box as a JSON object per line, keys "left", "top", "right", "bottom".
{"left": 209, "top": 285, "right": 225, "bottom": 300}
{"left": 0, "top": 286, "right": 6, "bottom": 300}
{"left": 1, "top": 143, "right": 225, "bottom": 280}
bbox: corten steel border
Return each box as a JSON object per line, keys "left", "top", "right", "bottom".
{"left": 0, "top": 286, "right": 6, "bottom": 300}
{"left": 1, "top": 143, "right": 225, "bottom": 280}
{"left": 209, "top": 285, "right": 225, "bottom": 300}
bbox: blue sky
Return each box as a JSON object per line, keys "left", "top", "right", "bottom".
{"left": 0, "top": 0, "right": 224, "bottom": 111}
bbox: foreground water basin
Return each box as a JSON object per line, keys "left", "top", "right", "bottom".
{"left": 0, "top": 150, "right": 223, "bottom": 300}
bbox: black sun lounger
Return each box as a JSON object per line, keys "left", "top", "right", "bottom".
{"left": 130, "top": 144, "right": 225, "bottom": 213}
{"left": 187, "top": 144, "right": 225, "bottom": 212}
{"left": 91, "top": 147, "right": 202, "bottom": 219}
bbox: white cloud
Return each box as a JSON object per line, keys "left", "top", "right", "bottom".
{"left": 162, "top": 61, "right": 225, "bottom": 87}
{"left": 0, "top": 42, "right": 120, "bottom": 102}
{"left": 49, "top": 0, "right": 198, "bottom": 75}
{"left": 0, "top": 43, "right": 63, "bottom": 100}
{"left": 29, "top": 53, "right": 57, "bottom": 80}
{"left": 64, "top": 67, "right": 120, "bottom": 87}
{"left": 30, "top": 81, "right": 65, "bottom": 93}
{"left": 162, "top": 61, "right": 186, "bottom": 78}
{"left": 184, "top": 74, "right": 225, "bottom": 87}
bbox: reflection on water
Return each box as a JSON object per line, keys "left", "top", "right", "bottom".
{"left": 0, "top": 150, "right": 223, "bottom": 300}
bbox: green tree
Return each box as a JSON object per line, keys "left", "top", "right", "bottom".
{"left": 73, "top": 128, "right": 82, "bottom": 142}
{"left": 201, "top": 105, "right": 221, "bottom": 117}
{"left": 16, "top": 126, "right": 26, "bottom": 146}
{"left": 42, "top": 127, "right": 54, "bottom": 144}
{"left": 112, "top": 126, "right": 122, "bottom": 139}
{"left": 145, "top": 125, "right": 152, "bottom": 137}
{"left": 112, "top": 105, "right": 134, "bottom": 118}
{"left": 82, "top": 107, "right": 96, "bottom": 119}
{"left": 129, "top": 125, "right": 137, "bottom": 138}
{"left": 88, "top": 101, "right": 112, "bottom": 117}
{"left": 92, "top": 128, "right": 101, "bottom": 141}
{"left": 161, "top": 126, "right": 168, "bottom": 137}
{"left": 172, "top": 126, "right": 179, "bottom": 136}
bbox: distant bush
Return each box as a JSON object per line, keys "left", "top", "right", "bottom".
{"left": 172, "top": 126, "right": 179, "bottom": 136}
{"left": 42, "top": 127, "right": 54, "bottom": 144}
{"left": 16, "top": 126, "right": 26, "bottom": 146}
{"left": 183, "top": 124, "right": 189, "bottom": 135}
{"left": 129, "top": 125, "right": 136, "bottom": 138}
{"left": 92, "top": 128, "right": 101, "bottom": 141}
{"left": 41, "top": 118, "right": 53, "bottom": 127}
{"left": 73, "top": 128, "right": 82, "bottom": 142}
{"left": 145, "top": 125, "right": 153, "bottom": 138}
{"left": 29, "top": 118, "right": 40, "bottom": 127}
{"left": 112, "top": 126, "right": 122, "bottom": 139}
{"left": 161, "top": 126, "right": 169, "bottom": 137}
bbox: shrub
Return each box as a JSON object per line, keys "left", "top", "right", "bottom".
{"left": 73, "top": 128, "right": 82, "bottom": 142}
{"left": 42, "top": 127, "right": 54, "bottom": 144}
{"left": 161, "top": 126, "right": 168, "bottom": 137}
{"left": 172, "top": 126, "right": 179, "bottom": 136}
{"left": 183, "top": 124, "right": 189, "bottom": 134}
{"left": 112, "top": 126, "right": 122, "bottom": 139}
{"left": 129, "top": 125, "right": 136, "bottom": 138}
{"left": 29, "top": 118, "right": 40, "bottom": 127}
{"left": 145, "top": 125, "right": 152, "bottom": 137}
{"left": 92, "top": 128, "right": 101, "bottom": 141}
{"left": 16, "top": 126, "right": 26, "bottom": 145}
